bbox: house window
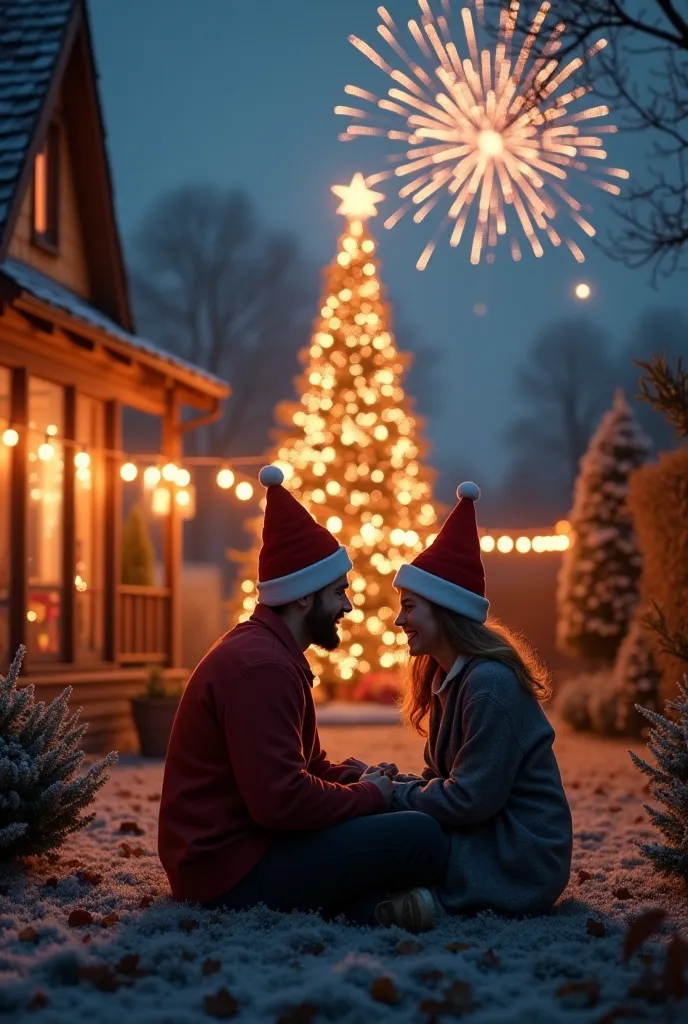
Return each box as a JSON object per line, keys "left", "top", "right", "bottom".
{"left": 27, "top": 378, "right": 64, "bottom": 659}
{"left": 32, "top": 124, "right": 60, "bottom": 249}
{"left": 0, "top": 367, "right": 10, "bottom": 669}
{"left": 75, "top": 395, "right": 105, "bottom": 659}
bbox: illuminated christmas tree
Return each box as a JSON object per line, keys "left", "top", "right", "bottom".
{"left": 230, "top": 173, "right": 440, "bottom": 690}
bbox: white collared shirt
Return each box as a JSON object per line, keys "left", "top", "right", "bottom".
{"left": 431, "top": 655, "right": 467, "bottom": 696}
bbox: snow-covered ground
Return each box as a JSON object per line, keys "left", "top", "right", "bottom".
{"left": 1, "top": 715, "right": 686, "bottom": 1023}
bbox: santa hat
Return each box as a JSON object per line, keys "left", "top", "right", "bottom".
{"left": 393, "top": 481, "right": 489, "bottom": 623}
{"left": 256, "top": 465, "right": 353, "bottom": 605}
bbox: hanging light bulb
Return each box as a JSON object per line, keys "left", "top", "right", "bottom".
{"left": 235, "top": 481, "right": 253, "bottom": 501}
{"left": 74, "top": 450, "right": 91, "bottom": 470}
{"left": 37, "top": 438, "right": 54, "bottom": 461}
{"left": 217, "top": 468, "right": 235, "bottom": 489}
{"left": 2, "top": 428, "right": 18, "bottom": 447}
{"left": 162, "top": 462, "right": 178, "bottom": 482}
{"left": 175, "top": 467, "right": 191, "bottom": 488}
{"left": 143, "top": 466, "right": 161, "bottom": 489}
{"left": 121, "top": 462, "right": 138, "bottom": 482}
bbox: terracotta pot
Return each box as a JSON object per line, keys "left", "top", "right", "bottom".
{"left": 131, "top": 697, "right": 180, "bottom": 759}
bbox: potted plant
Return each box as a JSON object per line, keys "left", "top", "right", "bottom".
{"left": 131, "top": 665, "right": 184, "bottom": 759}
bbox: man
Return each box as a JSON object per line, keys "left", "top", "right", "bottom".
{"left": 158, "top": 465, "right": 449, "bottom": 931}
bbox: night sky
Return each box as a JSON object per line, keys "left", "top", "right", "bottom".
{"left": 89, "top": 0, "right": 687, "bottom": 487}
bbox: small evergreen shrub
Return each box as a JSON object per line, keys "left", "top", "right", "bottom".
{"left": 630, "top": 676, "right": 688, "bottom": 885}
{"left": 0, "top": 647, "right": 117, "bottom": 860}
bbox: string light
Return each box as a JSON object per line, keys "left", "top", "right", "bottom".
{"left": 2, "top": 428, "right": 18, "bottom": 447}
{"left": 37, "top": 439, "right": 54, "bottom": 461}
{"left": 121, "top": 462, "right": 138, "bottom": 482}
{"left": 217, "top": 468, "right": 236, "bottom": 489}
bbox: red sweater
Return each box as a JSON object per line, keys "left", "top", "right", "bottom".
{"left": 158, "top": 605, "right": 384, "bottom": 903}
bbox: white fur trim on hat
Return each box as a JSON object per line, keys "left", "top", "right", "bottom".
{"left": 259, "top": 465, "right": 285, "bottom": 487}
{"left": 393, "top": 563, "right": 489, "bottom": 623}
{"left": 257, "top": 546, "right": 353, "bottom": 605}
{"left": 457, "top": 480, "right": 480, "bottom": 501}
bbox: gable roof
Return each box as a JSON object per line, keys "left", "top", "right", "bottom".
{"left": 1, "top": 256, "right": 230, "bottom": 399}
{"left": 0, "top": 0, "right": 133, "bottom": 331}
{"left": 0, "top": 0, "right": 75, "bottom": 239}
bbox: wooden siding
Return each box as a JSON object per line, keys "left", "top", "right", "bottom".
{"left": 27, "top": 667, "right": 188, "bottom": 754}
{"left": 7, "top": 90, "right": 91, "bottom": 298}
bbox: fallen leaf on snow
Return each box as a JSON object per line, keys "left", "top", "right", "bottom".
{"left": 445, "top": 941, "right": 471, "bottom": 952}
{"left": 613, "top": 887, "right": 633, "bottom": 901}
{"left": 481, "top": 948, "right": 501, "bottom": 969}
{"left": 179, "top": 918, "right": 199, "bottom": 933}
{"left": 202, "top": 987, "right": 239, "bottom": 1018}
{"left": 139, "top": 896, "right": 154, "bottom": 909}
{"left": 18, "top": 926, "right": 39, "bottom": 943}
{"left": 555, "top": 979, "right": 601, "bottom": 1007}
{"left": 578, "top": 870, "right": 593, "bottom": 883}
{"left": 101, "top": 912, "right": 120, "bottom": 928}
{"left": 587, "top": 918, "right": 606, "bottom": 938}
{"left": 120, "top": 842, "right": 144, "bottom": 858}
{"left": 396, "top": 939, "right": 421, "bottom": 955}
{"left": 78, "top": 964, "right": 120, "bottom": 992}
{"left": 79, "top": 870, "right": 103, "bottom": 885}
{"left": 26, "top": 991, "right": 48, "bottom": 1010}
{"left": 277, "top": 1003, "right": 317, "bottom": 1024}
{"left": 68, "top": 909, "right": 94, "bottom": 927}
{"left": 370, "top": 976, "right": 400, "bottom": 1005}
{"left": 203, "top": 958, "right": 222, "bottom": 976}
{"left": 419, "top": 980, "right": 475, "bottom": 1017}
{"left": 116, "top": 954, "right": 145, "bottom": 977}
{"left": 118, "top": 821, "right": 144, "bottom": 835}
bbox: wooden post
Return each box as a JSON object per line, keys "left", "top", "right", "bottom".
{"left": 62, "top": 386, "right": 76, "bottom": 663}
{"left": 162, "top": 389, "right": 182, "bottom": 668}
{"left": 103, "top": 400, "right": 121, "bottom": 663}
{"left": 9, "top": 367, "right": 27, "bottom": 658}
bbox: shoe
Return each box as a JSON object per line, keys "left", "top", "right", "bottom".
{"left": 375, "top": 886, "right": 438, "bottom": 932}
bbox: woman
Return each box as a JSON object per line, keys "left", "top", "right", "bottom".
{"left": 375, "top": 482, "right": 573, "bottom": 932}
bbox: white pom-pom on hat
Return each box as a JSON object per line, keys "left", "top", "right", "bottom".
{"left": 259, "top": 465, "right": 285, "bottom": 487}
{"left": 457, "top": 480, "right": 480, "bottom": 502}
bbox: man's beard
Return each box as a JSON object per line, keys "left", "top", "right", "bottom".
{"left": 305, "top": 593, "right": 341, "bottom": 652}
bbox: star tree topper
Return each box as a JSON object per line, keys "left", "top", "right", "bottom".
{"left": 331, "top": 172, "right": 385, "bottom": 220}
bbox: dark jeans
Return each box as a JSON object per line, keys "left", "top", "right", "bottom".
{"left": 204, "top": 811, "right": 450, "bottom": 926}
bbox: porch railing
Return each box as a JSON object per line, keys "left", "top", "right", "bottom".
{"left": 117, "top": 586, "right": 170, "bottom": 665}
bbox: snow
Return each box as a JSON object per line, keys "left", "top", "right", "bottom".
{"left": 1, "top": 717, "right": 686, "bottom": 1023}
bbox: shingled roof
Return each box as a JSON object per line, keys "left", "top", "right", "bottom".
{"left": 0, "top": 0, "right": 76, "bottom": 245}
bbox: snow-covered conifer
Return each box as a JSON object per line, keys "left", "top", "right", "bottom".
{"left": 0, "top": 647, "right": 117, "bottom": 859}
{"left": 557, "top": 390, "right": 651, "bottom": 663}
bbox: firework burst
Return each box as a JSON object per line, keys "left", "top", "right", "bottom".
{"left": 336, "top": 0, "right": 628, "bottom": 268}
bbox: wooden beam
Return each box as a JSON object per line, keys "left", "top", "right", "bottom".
{"left": 62, "top": 386, "right": 76, "bottom": 663}
{"left": 103, "top": 400, "right": 121, "bottom": 663}
{"left": 9, "top": 368, "right": 28, "bottom": 660}
{"left": 162, "top": 389, "right": 183, "bottom": 669}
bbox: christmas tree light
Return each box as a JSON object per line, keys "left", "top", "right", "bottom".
{"left": 229, "top": 174, "right": 441, "bottom": 689}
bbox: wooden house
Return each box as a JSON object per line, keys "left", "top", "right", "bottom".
{"left": 0, "top": 0, "right": 229, "bottom": 749}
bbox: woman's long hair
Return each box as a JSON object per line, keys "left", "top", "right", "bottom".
{"left": 399, "top": 604, "right": 552, "bottom": 736}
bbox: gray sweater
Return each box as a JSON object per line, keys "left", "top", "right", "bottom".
{"left": 392, "top": 658, "right": 573, "bottom": 917}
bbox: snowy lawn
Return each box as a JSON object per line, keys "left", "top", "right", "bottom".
{"left": 1, "top": 715, "right": 687, "bottom": 1023}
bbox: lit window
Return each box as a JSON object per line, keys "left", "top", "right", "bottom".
{"left": 33, "top": 124, "right": 59, "bottom": 248}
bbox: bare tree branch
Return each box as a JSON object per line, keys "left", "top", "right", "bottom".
{"left": 487, "top": 0, "right": 688, "bottom": 275}
{"left": 129, "top": 185, "right": 316, "bottom": 458}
